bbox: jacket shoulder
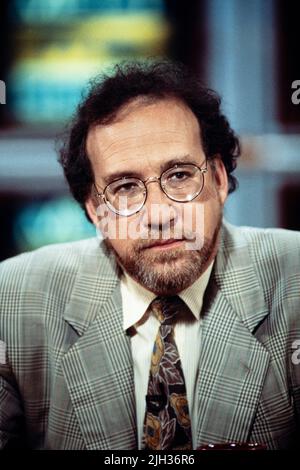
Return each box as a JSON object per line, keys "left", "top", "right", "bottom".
{"left": 0, "top": 238, "right": 104, "bottom": 305}
{"left": 223, "top": 221, "right": 300, "bottom": 260}
{"left": 222, "top": 221, "right": 300, "bottom": 307}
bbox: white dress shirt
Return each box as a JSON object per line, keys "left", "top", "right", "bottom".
{"left": 121, "top": 262, "right": 214, "bottom": 449}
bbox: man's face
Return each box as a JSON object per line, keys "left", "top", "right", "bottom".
{"left": 86, "top": 98, "right": 228, "bottom": 295}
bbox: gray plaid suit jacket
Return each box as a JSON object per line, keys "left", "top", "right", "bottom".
{"left": 0, "top": 221, "right": 300, "bottom": 449}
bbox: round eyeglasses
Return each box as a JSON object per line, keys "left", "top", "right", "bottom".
{"left": 94, "top": 162, "right": 208, "bottom": 217}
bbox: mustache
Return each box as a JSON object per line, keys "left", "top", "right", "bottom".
{"left": 132, "top": 229, "right": 198, "bottom": 250}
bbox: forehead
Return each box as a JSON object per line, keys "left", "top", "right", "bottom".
{"left": 86, "top": 98, "right": 203, "bottom": 179}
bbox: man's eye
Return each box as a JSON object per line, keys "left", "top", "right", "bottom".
{"left": 169, "top": 171, "right": 191, "bottom": 181}
{"left": 174, "top": 172, "right": 187, "bottom": 179}
{"left": 114, "top": 182, "right": 139, "bottom": 194}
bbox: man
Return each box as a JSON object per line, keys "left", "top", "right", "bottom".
{"left": 0, "top": 61, "right": 300, "bottom": 450}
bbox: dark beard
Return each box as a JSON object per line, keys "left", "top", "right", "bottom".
{"left": 103, "top": 216, "right": 222, "bottom": 296}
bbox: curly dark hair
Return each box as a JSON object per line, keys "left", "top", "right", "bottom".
{"left": 58, "top": 60, "right": 240, "bottom": 220}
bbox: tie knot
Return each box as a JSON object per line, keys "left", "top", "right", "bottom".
{"left": 150, "top": 296, "right": 188, "bottom": 325}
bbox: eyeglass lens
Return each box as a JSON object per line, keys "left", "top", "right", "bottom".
{"left": 103, "top": 164, "right": 205, "bottom": 215}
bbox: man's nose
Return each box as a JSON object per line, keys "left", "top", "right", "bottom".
{"left": 142, "top": 180, "right": 178, "bottom": 230}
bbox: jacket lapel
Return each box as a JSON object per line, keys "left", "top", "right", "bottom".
{"left": 61, "top": 241, "right": 137, "bottom": 449}
{"left": 196, "top": 222, "right": 271, "bottom": 447}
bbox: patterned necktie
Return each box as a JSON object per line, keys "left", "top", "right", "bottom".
{"left": 143, "top": 296, "right": 193, "bottom": 450}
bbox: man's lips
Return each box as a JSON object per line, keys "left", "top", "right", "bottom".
{"left": 143, "top": 239, "right": 185, "bottom": 250}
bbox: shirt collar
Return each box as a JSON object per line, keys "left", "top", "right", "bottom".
{"left": 121, "top": 262, "right": 214, "bottom": 331}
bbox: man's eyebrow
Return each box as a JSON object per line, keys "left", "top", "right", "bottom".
{"left": 159, "top": 155, "right": 198, "bottom": 173}
{"left": 102, "top": 155, "right": 199, "bottom": 185}
{"left": 102, "top": 170, "right": 142, "bottom": 185}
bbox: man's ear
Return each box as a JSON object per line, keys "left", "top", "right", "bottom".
{"left": 210, "top": 155, "right": 228, "bottom": 205}
{"left": 85, "top": 197, "right": 98, "bottom": 226}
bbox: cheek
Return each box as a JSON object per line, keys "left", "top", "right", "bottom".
{"left": 190, "top": 194, "right": 222, "bottom": 237}
{"left": 107, "top": 238, "right": 127, "bottom": 258}
{"left": 98, "top": 214, "right": 134, "bottom": 254}
{"left": 200, "top": 177, "right": 220, "bottom": 203}
{"left": 203, "top": 198, "right": 222, "bottom": 231}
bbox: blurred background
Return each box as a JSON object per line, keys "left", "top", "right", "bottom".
{"left": 0, "top": 0, "right": 299, "bottom": 261}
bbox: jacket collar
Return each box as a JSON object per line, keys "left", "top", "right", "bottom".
{"left": 63, "top": 222, "right": 269, "bottom": 336}
{"left": 63, "top": 240, "right": 121, "bottom": 336}
{"left": 213, "top": 221, "right": 269, "bottom": 332}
